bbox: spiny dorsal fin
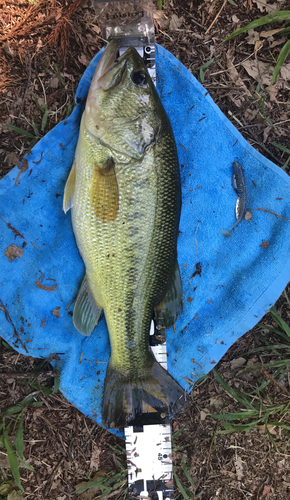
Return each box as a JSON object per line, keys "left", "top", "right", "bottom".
{"left": 63, "top": 161, "right": 76, "bottom": 214}
{"left": 90, "top": 157, "right": 118, "bottom": 223}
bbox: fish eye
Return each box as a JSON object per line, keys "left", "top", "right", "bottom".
{"left": 131, "top": 71, "right": 147, "bottom": 86}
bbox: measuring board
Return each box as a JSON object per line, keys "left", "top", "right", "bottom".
{"left": 124, "top": 323, "right": 174, "bottom": 500}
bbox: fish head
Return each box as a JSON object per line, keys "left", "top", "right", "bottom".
{"left": 84, "top": 39, "right": 164, "bottom": 160}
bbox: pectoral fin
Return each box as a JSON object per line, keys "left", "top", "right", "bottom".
{"left": 154, "top": 259, "right": 183, "bottom": 330}
{"left": 73, "top": 274, "right": 102, "bottom": 336}
{"left": 63, "top": 162, "right": 76, "bottom": 214}
{"left": 90, "top": 157, "right": 119, "bottom": 223}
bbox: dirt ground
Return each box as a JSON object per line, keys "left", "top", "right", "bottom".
{"left": 1, "top": 0, "right": 290, "bottom": 499}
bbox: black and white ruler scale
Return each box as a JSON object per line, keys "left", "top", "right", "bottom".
{"left": 92, "top": 2, "right": 175, "bottom": 497}
{"left": 125, "top": 321, "right": 174, "bottom": 500}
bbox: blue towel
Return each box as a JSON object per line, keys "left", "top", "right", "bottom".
{"left": 1, "top": 45, "right": 290, "bottom": 438}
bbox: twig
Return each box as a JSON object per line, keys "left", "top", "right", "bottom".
{"left": 0, "top": 299, "right": 28, "bottom": 353}
{"left": 261, "top": 364, "right": 290, "bottom": 396}
{"left": 18, "top": 53, "right": 32, "bottom": 120}
{"left": 205, "top": 0, "right": 227, "bottom": 35}
{"left": 65, "top": 295, "right": 77, "bottom": 311}
{"left": 257, "top": 207, "right": 290, "bottom": 222}
{"left": 178, "top": 5, "right": 206, "bottom": 31}
{"left": 43, "top": 456, "right": 65, "bottom": 496}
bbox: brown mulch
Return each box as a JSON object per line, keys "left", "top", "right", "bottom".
{"left": 1, "top": 0, "right": 290, "bottom": 499}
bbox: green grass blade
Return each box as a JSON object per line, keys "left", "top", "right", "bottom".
{"left": 259, "top": 323, "right": 290, "bottom": 342}
{"left": 279, "top": 27, "right": 290, "bottom": 36}
{"left": 31, "top": 94, "right": 45, "bottom": 113}
{"left": 15, "top": 413, "right": 24, "bottom": 459}
{"left": 270, "top": 307, "right": 290, "bottom": 337}
{"left": 0, "top": 123, "right": 36, "bottom": 139}
{"left": 18, "top": 455, "right": 35, "bottom": 471}
{"left": 218, "top": 419, "right": 263, "bottom": 433}
{"left": 41, "top": 110, "right": 48, "bottom": 132}
{"left": 272, "top": 39, "right": 290, "bottom": 83}
{"left": 181, "top": 463, "right": 196, "bottom": 488}
{"left": 270, "top": 421, "right": 290, "bottom": 430}
{"left": 200, "top": 57, "right": 215, "bottom": 71}
{"left": 74, "top": 477, "right": 105, "bottom": 493}
{"left": 212, "top": 369, "right": 255, "bottom": 409}
{"left": 31, "top": 122, "right": 40, "bottom": 138}
{"left": 172, "top": 426, "right": 186, "bottom": 440}
{"left": 4, "top": 437, "right": 24, "bottom": 492}
{"left": 227, "top": 0, "right": 237, "bottom": 5}
{"left": 210, "top": 410, "right": 258, "bottom": 420}
{"left": 282, "top": 156, "right": 290, "bottom": 170}
{"left": 173, "top": 470, "right": 190, "bottom": 499}
{"left": 270, "top": 142, "right": 290, "bottom": 155}
{"left": 53, "top": 375, "right": 60, "bottom": 394}
{"left": 158, "top": 0, "right": 162, "bottom": 9}
{"left": 223, "top": 11, "right": 290, "bottom": 42}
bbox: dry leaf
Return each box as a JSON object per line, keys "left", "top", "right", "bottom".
{"left": 226, "top": 53, "right": 251, "bottom": 96}
{"left": 52, "top": 307, "right": 61, "bottom": 318}
{"left": 260, "top": 28, "right": 284, "bottom": 38}
{"left": 153, "top": 10, "right": 170, "bottom": 29}
{"left": 230, "top": 357, "right": 246, "bottom": 370}
{"left": 169, "top": 14, "right": 183, "bottom": 30}
{"left": 5, "top": 244, "right": 24, "bottom": 262}
{"left": 262, "top": 484, "right": 273, "bottom": 497}
{"left": 5, "top": 152, "right": 20, "bottom": 168}
{"left": 245, "top": 211, "right": 252, "bottom": 220}
{"left": 90, "top": 445, "right": 101, "bottom": 470}
{"left": 50, "top": 76, "right": 59, "bottom": 89}
{"left": 260, "top": 240, "right": 270, "bottom": 248}
{"left": 269, "top": 38, "right": 287, "bottom": 49}
{"left": 241, "top": 59, "right": 274, "bottom": 86}
{"left": 277, "top": 459, "right": 285, "bottom": 469}
{"left": 232, "top": 14, "right": 239, "bottom": 23}
{"left": 254, "top": 40, "right": 264, "bottom": 57}
{"left": 266, "top": 83, "right": 278, "bottom": 103}
{"left": 253, "top": 0, "right": 278, "bottom": 12}
{"left": 280, "top": 63, "right": 290, "bottom": 81}
{"left": 92, "top": 25, "right": 101, "bottom": 35}
{"left": 245, "top": 29, "right": 260, "bottom": 45}
{"left": 78, "top": 53, "right": 90, "bottom": 67}
{"left": 200, "top": 410, "right": 208, "bottom": 421}
{"left": 235, "top": 456, "right": 243, "bottom": 481}
{"left": 263, "top": 125, "right": 272, "bottom": 143}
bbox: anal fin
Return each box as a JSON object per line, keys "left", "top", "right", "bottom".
{"left": 73, "top": 274, "right": 102, "bottom": 336}
{"left": 154, "top": 259, "right": 183, "bottom": 330}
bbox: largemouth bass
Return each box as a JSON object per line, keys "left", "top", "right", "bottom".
{"left": 63, "top": 40, "right": 184, "bottom": 428}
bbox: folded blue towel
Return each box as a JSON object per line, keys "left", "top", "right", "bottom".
{"left": 1, "top": 45, "right": 290, "bottom": 438}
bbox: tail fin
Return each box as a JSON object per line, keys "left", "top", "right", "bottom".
{"left": 102, "top": 353, "right": 184, "bottom": 429}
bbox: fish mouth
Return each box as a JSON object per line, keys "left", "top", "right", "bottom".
{"left": 91, "top": 39, "right": 129, "bottom": 91}
{"left": 93, "top": 39, "right": 120, "bottom": 83}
